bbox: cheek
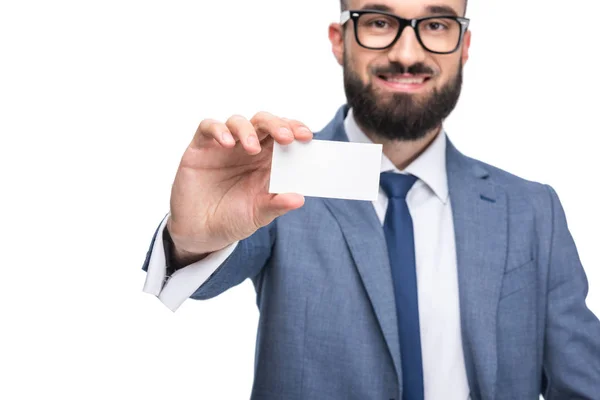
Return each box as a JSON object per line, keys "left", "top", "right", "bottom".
{"left": 431, "top": 58, "right": 460, "bottom": 85}
{"left": 347, "top": 47, "right": 381, "bottom": 79}
{"left": 347, "top": 59, "right": 371, "bottom": 84}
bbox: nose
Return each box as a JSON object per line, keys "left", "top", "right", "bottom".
{"left": 386, "top": 25, "right": 427, "bottom": 67}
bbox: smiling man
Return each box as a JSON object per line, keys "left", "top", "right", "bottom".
{"left": 141, "top": 1, "right": 600, "bottom": 399}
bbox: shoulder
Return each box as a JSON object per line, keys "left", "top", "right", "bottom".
{"left": 463, "top": 154, "right": 556, "bottom": 215}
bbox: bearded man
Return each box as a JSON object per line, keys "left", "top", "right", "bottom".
{"left": 141, "top": 1, "right": 600, "bottom": 399}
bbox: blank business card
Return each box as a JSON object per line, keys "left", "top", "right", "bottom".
{"left": 269, "top": 139, "right": 383, "bottom": 201}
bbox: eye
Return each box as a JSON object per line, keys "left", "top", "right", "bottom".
{"left": 359, "top": 14, "right": 398, "bottom": 31}
{"left": 369, "top": 19, "right": 389, "bottom": 29}
{"left": 425, "top": 21, "right": 447, "bottom": 31}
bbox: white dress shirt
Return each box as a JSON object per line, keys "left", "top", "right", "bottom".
{"left": 143, "top": 109, "right": 470, "bottom": 400}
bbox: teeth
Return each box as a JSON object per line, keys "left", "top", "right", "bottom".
{"left": 386, "top": 77, "right": 425, "bottom": 84}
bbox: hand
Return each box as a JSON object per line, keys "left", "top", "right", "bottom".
{"left": 167, "top": 111, "right": 313, "bottom": 258}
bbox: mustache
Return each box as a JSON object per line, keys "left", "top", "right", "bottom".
{"left": 372, "top": 62, "right": 436, "bottom": 76}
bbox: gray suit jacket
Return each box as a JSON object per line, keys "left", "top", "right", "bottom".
{"left": 143, "top": 105, "right": 600, "bottom": 399}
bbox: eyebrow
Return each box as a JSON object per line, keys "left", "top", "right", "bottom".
{"left": 425, "top": 5, "right": 459, "bottom": 16}
{"left": 360, "top": 3, "right": 394, "bottom": 13}
{"left": 359, "top": 3, "right": 460, "bottom": 17}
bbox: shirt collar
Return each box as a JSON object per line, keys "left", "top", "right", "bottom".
{"left": 344, "top": 108, "right": 449, "bottom": 204}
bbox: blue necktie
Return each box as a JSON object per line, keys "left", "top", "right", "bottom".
{"left": 380, "top": 172, "right": 424, "bottom": 400}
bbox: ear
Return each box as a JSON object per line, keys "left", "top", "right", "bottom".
{"left": 329, "top": 23, "right": 344, "bottom": 66}
{"left": 461, "top": 30, "right": 471, "bottom": 66}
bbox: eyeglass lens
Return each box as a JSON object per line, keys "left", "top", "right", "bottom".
{"left": 356, "top": 13, "right": 462, "bottom": 53}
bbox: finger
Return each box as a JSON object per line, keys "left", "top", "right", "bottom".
{"left": 282, "top": 118, "right": 313, "bottom": 142}
{"left": 269, "top": 193, "right": 305, "bottom": 211}
{"left": 250, "top": 111, "right": 295, "bottom": 145}
{"left": 226, "top": 115, "right": 261, "bottom": 155}
{"left": 193, "top": 119, "right": 236, "bottom": 149}
{"left": 256, "top": 193, "right": 305, "bottom": 227}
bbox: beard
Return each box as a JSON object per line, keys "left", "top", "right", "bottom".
{"left": 344, "top": 55, "right": 463, "bottom": 141}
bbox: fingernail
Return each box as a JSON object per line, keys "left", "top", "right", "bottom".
{"left": 279, "top": 127, "right": 293, "bottom": 138}
{"left": 222, "top": 132, "right": 234, "bottom": 144}
{"left": 247, "top": 135, "right": 258, "bottom": 146}
{"left": 298, "top": 127, "right": 312, "bottom": 135}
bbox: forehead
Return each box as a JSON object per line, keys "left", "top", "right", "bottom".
{"left": 349, "top": 0, "right": 465, "bottom": 17}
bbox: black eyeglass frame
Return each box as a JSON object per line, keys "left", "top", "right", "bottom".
{"left": 340, "top": 10, "right": 470, "bottom": 55}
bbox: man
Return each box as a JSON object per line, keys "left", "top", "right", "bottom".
{"left": 142, "top": 0, "right": 600, "bottom": 398}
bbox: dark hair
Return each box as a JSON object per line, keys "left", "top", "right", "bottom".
{"left": 340, "top": 1, "right": 468, "bottom": 15}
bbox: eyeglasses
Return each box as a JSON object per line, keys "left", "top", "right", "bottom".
{"left": 340, "top": 10, "right": 470, "bottom": 54}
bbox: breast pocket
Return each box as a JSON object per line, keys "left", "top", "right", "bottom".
{"left": 499, "top": 259, "right": 536, "bottom": 299}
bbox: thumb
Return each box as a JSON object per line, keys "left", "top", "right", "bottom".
{"left": 255, "top": 193, "right": 305, "bottom": 226}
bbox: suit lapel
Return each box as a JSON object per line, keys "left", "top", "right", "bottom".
{"left": 446, "top": 139, "right": 508, "bottom": 400}
{"left": 317, "top": 105, "right": 403, "bottom": 383}
{"left": 323, "top": 198, "right": 403, "bottom": 384}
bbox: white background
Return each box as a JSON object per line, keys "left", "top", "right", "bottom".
{"left": 1, "top": 0, "right": 599, "bottom": 399}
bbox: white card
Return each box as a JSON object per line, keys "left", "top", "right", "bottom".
{"left": 269, "top": 139, "right": 383, "bottom": 201}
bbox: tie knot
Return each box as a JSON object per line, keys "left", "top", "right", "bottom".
{"left": 380, "top": 172, "right": 418, "bottom": 199}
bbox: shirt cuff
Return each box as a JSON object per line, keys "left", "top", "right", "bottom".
{"left": 142, "top": 213, "right": 238, "bottom": 312}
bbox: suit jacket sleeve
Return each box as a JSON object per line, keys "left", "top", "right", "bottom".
{"left": 542, "top": 184, "right": 600, "bottom": 398}
{"left": 141, "top": 213, "right": 276, "bottom": 303}
{"left": 187, "top": 221, "right": 276, "bottom": 301}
